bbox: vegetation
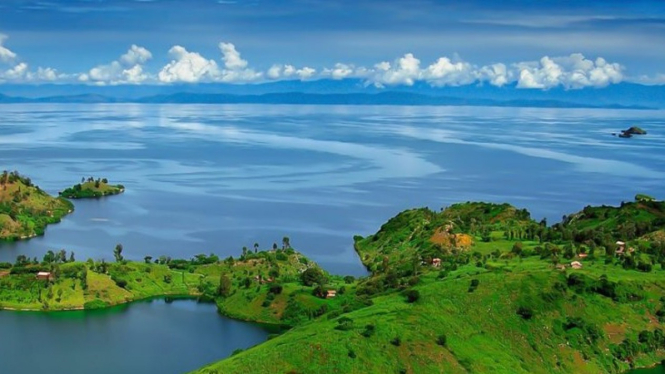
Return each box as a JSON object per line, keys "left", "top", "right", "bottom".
{"left": 193, "top": 197, "right": 665, "bottom": 374}
{"left": 0, "top": 171, "right": 73, "bottom": 241}
{"left": 59, "top": 177, "right": 124, "bottom": 199}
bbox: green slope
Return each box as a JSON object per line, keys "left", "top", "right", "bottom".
{"left": 0, "top": 171, "right": 73, "bottom": 240}
{"left": 192, "top": 198, "right": 665, "bottom": 374}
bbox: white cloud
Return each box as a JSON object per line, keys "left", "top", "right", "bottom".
{"left": 158, "top": 42, "right": 261, "bottom": 83}
{"left": 158, "top": 45, "right": 219, "bottom": 83}
{"left": 0, "top": 34, "right": 640, "bottom": 88}
{"left": 0, "top": 34, "right": 17, "bottom": 64}
{"left": 120, "top": 44, "right": 152, "bottom": 66}
{"left": 516, "top": 53, "right": 623, "bottom": 89}
{"left": 631, "top": 73, "right": 665, "bottom": 86}
{"left": 82, "top": 44, "right": 153, "bottom": 85}
{"left": 219, "top": 42, "right": 247, "bottom": 70}
{"left": 266, "top": 64, "right": 316, "bottom": 80}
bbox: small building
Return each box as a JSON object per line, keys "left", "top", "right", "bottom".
{"left": 36, "top": 271, "right": 52, "bottom": 280}
{"left": 432, "top": 258, "right": 442, "bottom": 267}
{"left": 578, "top": 253, "right": 588, "bottom": 259}
{"left": 326, "top": 290, "right": 337, "bottom": 299}
{"left": 570, "top": 261, "right": 583, "bottom": 270}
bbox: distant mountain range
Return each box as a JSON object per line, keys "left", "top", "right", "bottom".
{"left": 0, "top": 80, "right": 663, "bottom": 109}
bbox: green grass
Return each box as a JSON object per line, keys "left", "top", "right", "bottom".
{"left": 193, "top": 262, "right": 665, "bottom": 374}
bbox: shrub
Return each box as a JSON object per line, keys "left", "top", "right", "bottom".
{"left": 335, "top": 317, "right": 355, "bottom": 331}
{"left": 516, "top": 306, "right": 534, "bottom": 320}
{"left": 231, "top": 348, "right": 243, "bottom": 356}
{"left": 163, "top": 274, "right": 172, "bottom": 284}
{"left": 404, "top": 289, "right": 420, "bottom": 303}
{"left": 268, "top": 284, "right": 283, "bottom": 295}
{"left": 468, "top": 279, "right": 480, "bottom": 292}
{"left": 348, "top": 349, "right": 356, "bottom": 359}
{"left": 390, "top": 336, "right": 401, "bottom": 346}
{"left": 436, "top": 334, "right": 447, "bottom": 347}
{"left": 361, "top": 324, "right": 376, "bottom": 338}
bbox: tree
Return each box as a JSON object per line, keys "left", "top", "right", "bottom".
{"left": 114, "top": 244, "right": 124, "bottom": 262}
{"left": 144, "top": 256, "right": 153, "bottom": 264}
{"left": 282, "top": 236, "right": 291, "bottom": 250}
{"left": 69, "top": 252, "right": 75, "bottom": 263}
{"left": 300, "top": 268, "right": 325, "bottom": 286}
{"left": 254, "top": 242, "right": 259, "bottom": 253}
{"left": 241, "top": 246, "right": 248, "bottom": 258}
{"left": 218, "top": 273, "right": 232, "bottom": 297}
{"left": 272, "top": 243, "right": 278, "bottom": 250}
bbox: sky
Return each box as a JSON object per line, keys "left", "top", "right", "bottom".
{"left": 0, "top": 0, "right": 664, "bottom": 88}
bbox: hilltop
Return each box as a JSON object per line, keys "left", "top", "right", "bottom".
{"left": 59, "top": 177, "right": 125, "bottom": 199}
{"left": 0, "top": 171, "right": 73, "bottom": 241}
{"left": 193, "top": 197, "right": 665, "bottom": 374}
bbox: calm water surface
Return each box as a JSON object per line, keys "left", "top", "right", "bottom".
{"left": 0, "top": 299, "right": 268, "bottom": 374}
{"left": 0, "top": 104, "right": 664, "bottom": 373}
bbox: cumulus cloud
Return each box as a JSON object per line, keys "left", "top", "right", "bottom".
{"left": 80, "top": 44, "right": 153, "bottom": 85}
{"left": 0, "top": 34, "right": 17, "bottom": 64}
{"left": 515, "top": 53, "right": 623, "bottom": 89}
{"left": 158, "top": 42, "right": 261, "bottom": 83}
{"left": 267, "top": 64, "right": 316, "bottom": 80}
{"left": 158, "top": 46, "right": 219, "bottom": 83}
{"left": 0, "top": 34, "right": 638, "bottom": 89}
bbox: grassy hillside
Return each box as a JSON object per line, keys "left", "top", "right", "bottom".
{"left": 0, "top": 171, "right": 73, "bottom": 240}
{"left": 0, "top": 247, "right": 368, "bottom": 329}
{"left": 193, "top": 197, "right": 665, "bottom": 374}
{"left": 59, "top": 177, "right": 125, "bottom": 199}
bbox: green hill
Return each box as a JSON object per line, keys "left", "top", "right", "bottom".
{"left": 0, "top": 171, "right": 73, "bottom": 241}
{"left": 193, "top": 198, "right": 665, "bottom": 374}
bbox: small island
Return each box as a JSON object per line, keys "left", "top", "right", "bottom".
{"left": 614, "top": 126, "right": 648, "bottom": 138}
{"left": 59, "top": 177, "right": 125, "bottom": 199}
{"left": 0, "top": 171, "right": 73, "bottom": 241}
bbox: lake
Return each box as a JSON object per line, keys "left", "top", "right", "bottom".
{"left": 0, "top": 103, "right": 664, "bottom": 373}
{"left": 0, "top": 299, "right": 268, "bottom": 374}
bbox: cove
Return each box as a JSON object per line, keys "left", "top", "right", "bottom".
{"left": 0, "top": 299, "right": 269, "bottom": 374}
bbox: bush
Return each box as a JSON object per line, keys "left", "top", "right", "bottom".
{"left": 404, "top": 289, "right": 420, "bottom": 303}
{"left": 436, "top": 334, "right": 447, "bottom": 347}
{"left": 268, "top": 284, "right": 283, "bottom": 295}
{"left": 163, "top": 274, "right": 172, "bottom": 284}
{"left": 343, "top": 276, "right": 355, "bottom": 284}
{"left": 516, "top": 306, "right": 534, "bottom": 320}
{"left": 361, "top": 324, "right": 375, "bottom": 338}
{"left": 334, "top": 317, "right": 355, "bottom": 331}
{"left": 348, "top": 349, "right": 356, "bottom": 359}
{"left": 390, "top": 336, "right": 401, "bottom": 346}
{"left": 468, "top": 279, "right": 480, "bottom": 293}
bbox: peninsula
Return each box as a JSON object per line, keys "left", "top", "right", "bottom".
{"left": 59, "top": 177, "right": 125, "bottom": 199}
{"left": 0, "top": 171, "right": 73, "bottom": 241}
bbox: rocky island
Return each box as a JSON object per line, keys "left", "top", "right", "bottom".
{"left": 0, "top": 171, "right": 73, "bottom": 241}
{"left": 59, "top": 177, "right": 125, "bottom": 199}
{"left": 614, "top": 126, "right": 648, "bottom": 138}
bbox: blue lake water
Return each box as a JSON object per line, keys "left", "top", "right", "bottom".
{"left": 0, "top": 299, "right": 269, "bottom": 374}
{"left": 0, "top": 103, "right": 664, "bottom": 373}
